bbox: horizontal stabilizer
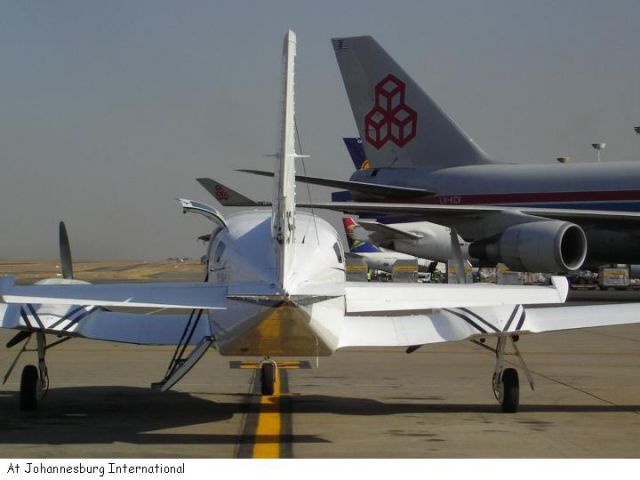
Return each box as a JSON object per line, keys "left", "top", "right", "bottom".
{"left": 1, "top": 278, "right": 228, "bottom": 310}
{"left": 344, "top": 277, "right": 568, "bottom": 314}
{"left": 237, "top": 169, "right": 434, "bottom": 197}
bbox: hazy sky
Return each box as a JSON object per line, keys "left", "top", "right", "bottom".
{"left": 1, "top": 0, "right": 638, "bottom": 260}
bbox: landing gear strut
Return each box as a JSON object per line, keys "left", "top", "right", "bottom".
{"left": 260, "top": 359, "right": 278, "bottom": 396}
{"left": 19, "top": 332, "right": 49, "bottom": 411}
{"left": 491, "top": 336, "right": 534, "bottom": 413}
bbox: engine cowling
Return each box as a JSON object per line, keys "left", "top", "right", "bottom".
{"left": 469, "top": 221, "right": 587, "bottom": 273}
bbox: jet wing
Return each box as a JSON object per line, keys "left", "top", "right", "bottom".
{"left": 356, "top": 219, "right": 422, "bottom": 241}
{"left": 301, "top": 201, "right": 640, "bottom": 229}
{"left": 237, "top": 169, "right": 434, "bottom": 198}
{"left": 337, "top": 302, "right": 640, "bottom": 349}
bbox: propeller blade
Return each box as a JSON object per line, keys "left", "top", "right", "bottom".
{"left": 59, "top": 221, "right": 74, "bottom": 279}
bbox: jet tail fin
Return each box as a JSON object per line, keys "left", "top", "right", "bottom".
{"left": 272, "top": 30, "right": 298, "bottom": 290}
{"left": 332, "top": 36, "right": 493, "bottom": 171}
{"left": 197, "top": 178, "right": 262, "bottom": 207}
{"left": 343, "top": 137, "right": 369, "bottom": 170}
{"left": 342, "top": 217, "right": 381, "bottom": 253}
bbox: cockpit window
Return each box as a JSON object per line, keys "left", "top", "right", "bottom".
{"left": 333, "top": 242, "right": 344, "bottom": 263}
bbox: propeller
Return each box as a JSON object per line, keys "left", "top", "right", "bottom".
{"left": 59, "top": 221, "right": 74, "bottom": 280}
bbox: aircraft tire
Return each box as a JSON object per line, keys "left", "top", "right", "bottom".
{"left": 20, "top": 365, "right": 39, "bottom": 411}
{"left": 260, "top": 363, "right": 276, "bottom": 396}
{"left": 500, "top": 368, "right": 519, "bottom": 413}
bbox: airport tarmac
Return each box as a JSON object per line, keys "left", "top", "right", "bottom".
{"left": 1, "top": 298, "right": 638, "bottom": 458}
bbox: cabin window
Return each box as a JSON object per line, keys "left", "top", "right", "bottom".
{"left": 214, "top": 242, "right": 226, "bottom": 263}
{"left": 333, "top": 242, "right": 344, "bottom": 263}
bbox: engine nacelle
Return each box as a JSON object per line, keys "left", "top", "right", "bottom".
{"left": 469, "top": 221, "right": 587, "bottom": 273}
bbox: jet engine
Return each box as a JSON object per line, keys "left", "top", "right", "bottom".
{"left": 469, "top": 221, "right": 587, "bottom": 273}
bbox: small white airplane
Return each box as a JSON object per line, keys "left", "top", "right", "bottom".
{"left": 2, "top": 31, "right": 640, "bottom": 414}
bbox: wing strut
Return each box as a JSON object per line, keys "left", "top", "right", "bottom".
{"left": 152, "top": 271, "right": 215, "bottom": 392}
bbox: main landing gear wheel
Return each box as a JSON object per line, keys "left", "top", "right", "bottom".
{"left": 492, "top": 336, "right": 528, "bottom": 413}
{"left": 20, "top": 365, "right": 40, "bottom": 411}
{"left": 498, "top": 368, "right": 520, "bottom": 413}
{"left": 260, "top": 361, "right": 277, "bottom": 396}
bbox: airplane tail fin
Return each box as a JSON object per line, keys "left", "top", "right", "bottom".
{"left": 342, "top": 217, "right": 381, "bottom": 253}
{"left": 272, "top": 30, "right": 299, "bottom": 291}
{"left": 343, "top": 137, "right": 369, "bottom": 170}
{"left": 332, "top": 36, "right": 493, "bottom": 171}
{"left": 197, "top": 178, "right": 261, "bottom": 207}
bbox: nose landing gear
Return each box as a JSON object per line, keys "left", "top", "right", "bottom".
{"left": 260, "top": 359, "right": 278, "bottom": 396}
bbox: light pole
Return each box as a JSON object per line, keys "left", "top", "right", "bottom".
{"left": 592, "top": 143, "right": 606, "bottom": 163}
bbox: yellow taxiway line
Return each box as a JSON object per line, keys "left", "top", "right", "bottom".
{"left": 252, "top": 370, "right": 282, "bottom": 458}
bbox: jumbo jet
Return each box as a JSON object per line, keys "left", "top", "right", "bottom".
{"left": 2, "top": 31, "right": 640, "bottom": 414}
{"left": 244, "top": 36, "right": 640, "bottom": 274}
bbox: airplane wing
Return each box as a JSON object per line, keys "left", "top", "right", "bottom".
{"left": 0, "top": 303, "right": 210, "bottom": 345}
{"left": 301, "top": 201, "right": 640, "bottom": 229}
{"left": 337, "top": 302, "right": 640, "bottom": 349}
{"left": 356, "top": 219, "right": 422, "bottom": 241}
{"left": 237, "top": 169, "right": 434, "bottom": 198}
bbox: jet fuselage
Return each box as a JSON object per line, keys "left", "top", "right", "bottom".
{"left": 350, "top": 161, "right": 640, "bottom": 265}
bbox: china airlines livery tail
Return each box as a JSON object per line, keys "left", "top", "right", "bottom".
{"left": 332, "top": 36, "right": 493, "bottom": 171}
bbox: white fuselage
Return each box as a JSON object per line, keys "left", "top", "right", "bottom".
{"left": 205, "top": 210, "right": 345, "bottom": 356}
{"left": 355, "top": 249, "right": 432, "bottom": 273}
